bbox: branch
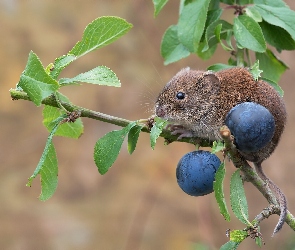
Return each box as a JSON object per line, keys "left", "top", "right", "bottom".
{"left": 10, "top": 89, "right": 212, "bottom": 146}
{"left": 220, "top": 126, "right": 295, "bottom": 232}
{"left": 10, "top": 89, "right": 295, "bottom": 232}
{"left": 10, "top": 89, "right": 143, "bottom": 130}
{"left": 253, "top": 205, "right": 295, "bottom": 233}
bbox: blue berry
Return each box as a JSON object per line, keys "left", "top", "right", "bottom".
{"left": 176, "top": 150, "right": 221, "bottom": 196}
{"left": 225, "top": 102, "right": 275, "bottom": 153}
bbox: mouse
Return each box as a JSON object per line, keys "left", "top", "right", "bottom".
{"left": 155, "top": 67, "right": 287, "bottom": 234}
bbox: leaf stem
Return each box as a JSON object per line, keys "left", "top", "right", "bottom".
{"left": 245, "top": 49, "right": 252, "bottom": 66}
{"left": 236, "top": 48, "right": 245, "bottom": 67}
{"left": 54, "top": 92, "right": 68, "bottom": 113}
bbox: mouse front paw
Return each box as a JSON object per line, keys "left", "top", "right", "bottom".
{"left": 166, "top": 124, "right": 194, "bottom": 140}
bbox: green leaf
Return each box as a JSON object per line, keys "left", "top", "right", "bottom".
{"left": 261, "top": 77, "right": 284, "bottom": 97}
{"left": 256, "top": 49, "right": 288, "bottom": 83}
{"left": 197, "top": 8, "right": 223, "bottom": 59}
{"left": 202, "top": 20, "right": 233, "bottom": 52}
{"left": 128, "top": 125, "right": 142, "bottom": 154}
{"left": 220, "top": 241, "right": 240, "bottom": 250}
{"left": 230, "top": 170, "right": 251, "bottom": 226}
{"left": 17, "top": 51, "right": 59, "bottom": 106}
{"left": 259, "top": 21, "right": 295, "bottom": 51}
{"left": 255, "top": 237, "right": 262, "bottom": 247}
{"left": 213, "top": 162, "right": 230, "bottom": 221}
{"left": 254, "top": 226, "right": 263, "bottom": 247}
{"left": 50, "top": 54, "right": 77, "bottom": 80}
{"left": 239, "top": 0, "right": 253, "bottom": 3}
{"left": 59, "top": 66, "right": 120, "bottom": 87}
{"left": 42, "top": 93, "right": 84, "bottom": 139}
{"left": 43, "top": 106, "right": 84, "bottom": 139}
{"left": 39, "top": 142, "right": 58, "bottom": 201}
{"left": 228, "top": 57, "right": 237, "bottom": 66}
{"left": 245, "top": 6, "right": 262, "bottom": 22}
{"left": 208, "top": 1, "right": 220, "bottom": 11}
{"left": 27, "top": 116, "right": 64, "bottom": 200}
{"left": 196, "top": 42, "right": 217, "bottom": 60}
{"left": 254, "top": 5, "right": 295, "bottom": 41}
{"left": 211, "top": 141, "right": 225, "bottom": 154}
{"left": 221, "top": 0, "right": 254, "bottom": 4}
{"left": 229, "top": 230, "right": 248, "bottom": 243}
{"left": 225, "top": 30, "right": 234, "bottom": 51}
{"left": 249, "top": 60, "right": 263, "bottom": 81}
{"left": 50, "top": 17, "right": 132, "bottom": 79}
{"left": 70, "top": 16, "right": 132, "bottom": 58}
{"left": 253, "top": 0, "right": 287, "bottom": 8}
{"left": 94, "top": 122, "right": 137, "bottom": 175}
{"left": 150, "top": 117, "right": 168, "bottom": 150}
{"left": 220, "top": 0, "right": 234, "bottom": 4}
{"left": 161, "top": 25, "right": 190, "bottom": 65}
{"left": 178, "top": 0, "right": 211, "bottom": 52}
{"left": 153, "top": 0, "right": 169, "bottom": 17}
{"left": 204, "top": 8, "right": 223, "bottom": 35}
{"left": 215, "top": 24, "right": 234, "bottom": 51}
{"left": 233, "top": 15, "right": 266, "bottom": 53}
{"left": 207, "top": 64, "right": 234, "bottom": 72}
{"left": 179, "top": 0, "right": 185, "bottom": 15}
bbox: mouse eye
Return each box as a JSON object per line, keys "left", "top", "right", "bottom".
{"left": 176, "top": 92, "right": 185, "bottom": 100}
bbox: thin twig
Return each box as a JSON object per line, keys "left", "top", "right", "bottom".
{"left": 219, "top": 126, "right": 295, "bottom": 232}
{"left": 10, "top": 89, "right": 137, "bottom": 129}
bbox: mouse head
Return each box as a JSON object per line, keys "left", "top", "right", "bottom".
{"left": 155, "top": 68, "right": 220, "bottom": 125}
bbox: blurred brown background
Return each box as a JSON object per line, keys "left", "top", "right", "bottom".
{"left": 1, "top": 1, "right": 295, "bottom": 249}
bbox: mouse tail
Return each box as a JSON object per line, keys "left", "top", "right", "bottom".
{"left": 254, "top": 162, "right": 287, "bottom": 236}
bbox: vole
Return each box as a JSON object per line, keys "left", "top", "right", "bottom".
{"left": 155, "top": 67, "right": 287, "bottom": 234}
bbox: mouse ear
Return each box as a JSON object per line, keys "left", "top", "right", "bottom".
{"left": 198, "top": 71, "right": 220, "bottom": 95}
{"left": 202, "top": 71, "right": 220, "bottom": 86}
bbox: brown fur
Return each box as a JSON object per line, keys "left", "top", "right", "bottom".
{"left": 155, "top": 67, "right": 286, "bottom": 163}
